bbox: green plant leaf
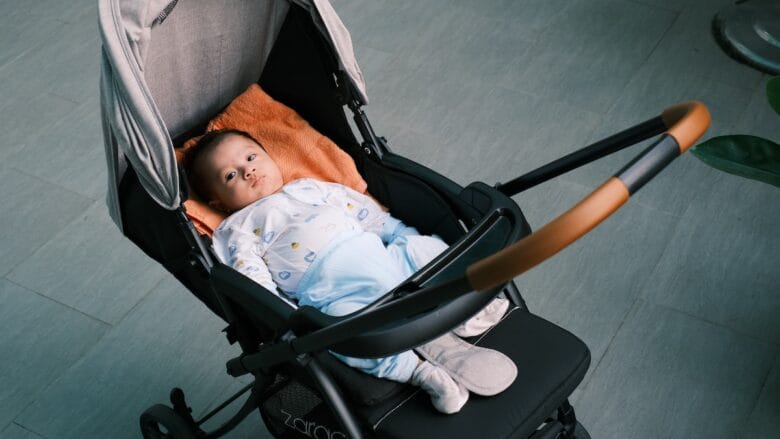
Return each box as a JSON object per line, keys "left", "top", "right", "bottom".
{"left": 691, "top": 135, "right": 780, "bottom": 187}
{"left": 768, "top": 76, "right": 780, "bottom": 116}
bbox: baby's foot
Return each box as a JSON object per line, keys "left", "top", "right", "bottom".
{"left": 411, "top": 361, "right": 469, "bottom": 414}
{"left": 452, "top": 297, "right": 509, "bottom": 338}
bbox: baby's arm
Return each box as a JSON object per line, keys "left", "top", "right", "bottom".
{"left": 212, "top": 225, "right": 277, "bottom": 293}
{"left": 318, "top": 180, "right": 421, "bottom": 243}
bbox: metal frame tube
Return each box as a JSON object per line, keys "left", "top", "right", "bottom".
{"left": 496, "top": 116, "right": 666, "bottom": 196}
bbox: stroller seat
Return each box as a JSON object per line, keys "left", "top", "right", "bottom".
{"left": 255, "top": 305, "right": 590, "bottom": 439}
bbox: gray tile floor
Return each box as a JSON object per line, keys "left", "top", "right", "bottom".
{"left": 1, "top": 0, "right": 778, "bottom": 438}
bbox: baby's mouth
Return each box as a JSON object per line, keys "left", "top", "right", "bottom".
{"left": 250, "top": 176, "right": 265, "bottom": 188}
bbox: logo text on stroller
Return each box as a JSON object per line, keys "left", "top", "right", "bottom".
{"left": 281, "top": 409, "right": 346, "bottom": 439}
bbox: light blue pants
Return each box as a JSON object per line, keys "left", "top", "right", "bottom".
{"left": 293, "top": 231, "right": 448, "bottom": 383}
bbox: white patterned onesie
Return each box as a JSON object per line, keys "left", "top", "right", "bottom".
{"left": 212, "top": 178, "right": 448, "bottom": 382}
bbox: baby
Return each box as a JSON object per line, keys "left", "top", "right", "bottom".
{"left": 186, "top": 129, "right": 507, "bottom": 414}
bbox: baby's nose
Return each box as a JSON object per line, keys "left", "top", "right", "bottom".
{"left": 244, "top": 168, "right": 256, "bottom": 179}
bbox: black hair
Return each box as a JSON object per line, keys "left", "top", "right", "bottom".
{"left": 183, "top": 129, "right": 263, "bottom": 202}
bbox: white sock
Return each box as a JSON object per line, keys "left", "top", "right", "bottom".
{"left": 410, "top": 361, "right": 469, "bottom": 414}
{"left": 452, "top": 297, "right": 510, "bottom": 338}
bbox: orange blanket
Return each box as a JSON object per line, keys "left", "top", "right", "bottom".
{"left": 177, "top": 84, "right": 368, "bottom": 236}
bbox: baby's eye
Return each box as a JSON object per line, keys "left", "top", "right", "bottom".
{"left": 225, "top": 171, "right": 237, "bottom": 181}
{"left": 248, "top": 154, "right": 257, "bottom": 161}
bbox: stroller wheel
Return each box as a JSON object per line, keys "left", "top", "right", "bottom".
{"left": 140, "top": 404, "right": 198, "bottom": 439}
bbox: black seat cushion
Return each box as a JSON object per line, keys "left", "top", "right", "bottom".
{"left": 372, "top": 308, "right": 590, "bottom": 438}
{"left": 316, "top": 352, "right": 408, "bottom": 406}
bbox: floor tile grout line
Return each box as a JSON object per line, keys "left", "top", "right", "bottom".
{"left": 718, "top": 80, "right": 765, "bottom": 134}
{"left": 485, "top": 81, "right": 607, "bottom": 160}
{"left": 742, "top": 346, "right": 779, "bottom": 424}
{"left": 703, "top": 74, "right": 763, "bottom": 101}
{"left": 503, "top": 0, "right": 680, "bottom": 117}
{"left": 4, "top": 165, "right": 99, "bottom": 204}
{"left": 622, "top": 0, "right": 680, "bottom": 14}
{"left": 650, "top": 299, "right": 778, "bottom": 347}
{"left": 8, "top": 163, "right": 104, "bottom": 203}
{"left": 0, "top": 194, "right": 100, "bottom": 278}
{"left": 10, "top": 420, "right": 49, "bottom": 439}
{"left": 597, "top": 7, "right": 761, "bottom": 123}
{"left": 1, "top": 169, "right": 165, "bottom": 329}
{"left": 110, "top": 274, "right": 169, "bottom": 327}
{"left": 576, "top": 291, "right": 778, "bottom": 398}
{"left": 11, "top": 359, "right": 87, "bottom": 439}
{"left": 6, "top": 280, "right": 168, "bottom": 433}
{"left": 579, "top": 293, "right": 775, "bottom": 435}
{"left": 12, "top": 371, "right": 82, "bottom": 439}
{"left": 732, "top": 74, "right": 774, "bottom": 133}
{"left": 603, "top": 9, "right": 680, "bottom": 118}
{"left": 2, "top": 276, "right": 113, "bottom": 328}
{"left": 578, "top": 296, "right": 641, "bottom": 394}
{"left": 0, "top": 49, "right": 35, "bottom": 74}
{"left": 630, "top": 202, "right": 780, "bottom": 347}
{"left": 0, "top": 8, "right": 96, "bottom": 78}
{"left": 491, "top": 83, "right": 607, "bottom": 126}
{"left": 47, "top": 91, "right": 82, "bottom": 105}
{"left": 576, "top": 203, "right": 689, "bottom": 391}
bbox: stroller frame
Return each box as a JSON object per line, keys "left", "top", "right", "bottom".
{"left": 101, "top": 1, "right": 708, "bottom": 438}
{"left": 135, "top": 104, "right": 664, "bottom": 439}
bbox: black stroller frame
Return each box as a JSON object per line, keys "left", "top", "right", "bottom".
{"left": 109, "top": 3, "right": 709, "bottom": 439}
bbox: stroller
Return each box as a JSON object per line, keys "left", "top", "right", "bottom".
{"left": 98, "top": 0, "right": 710, "bottom": 438}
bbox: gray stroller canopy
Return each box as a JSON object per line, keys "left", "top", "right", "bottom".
{"left": 98, "top": 0, "right": 367, "bottom": 230}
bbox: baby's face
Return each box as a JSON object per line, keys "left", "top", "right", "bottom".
{"left": 200, "top": 134, "right": 283, "bottom": 211}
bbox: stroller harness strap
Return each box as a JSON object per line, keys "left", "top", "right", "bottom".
{"left": 466, "top": 101, "right": 710, "bottom": 291}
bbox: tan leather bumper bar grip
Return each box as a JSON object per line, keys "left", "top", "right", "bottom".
{"left": 662, "top": 101, "right": 711, "bottom": 153}
{"left": 466, "top": 101, "right": 710, "bottom": 291}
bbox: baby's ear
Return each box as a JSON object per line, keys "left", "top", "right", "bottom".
{"left": 208, "top": 199, "right": 227, "bottom": 213}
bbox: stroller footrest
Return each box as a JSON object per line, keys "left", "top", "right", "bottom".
{"left": 373, "top": 309, "right": 590, "bottom": 438}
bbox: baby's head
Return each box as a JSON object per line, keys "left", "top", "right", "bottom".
{"left": 185, "top": 129, "right": 284, "bottom": 212}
